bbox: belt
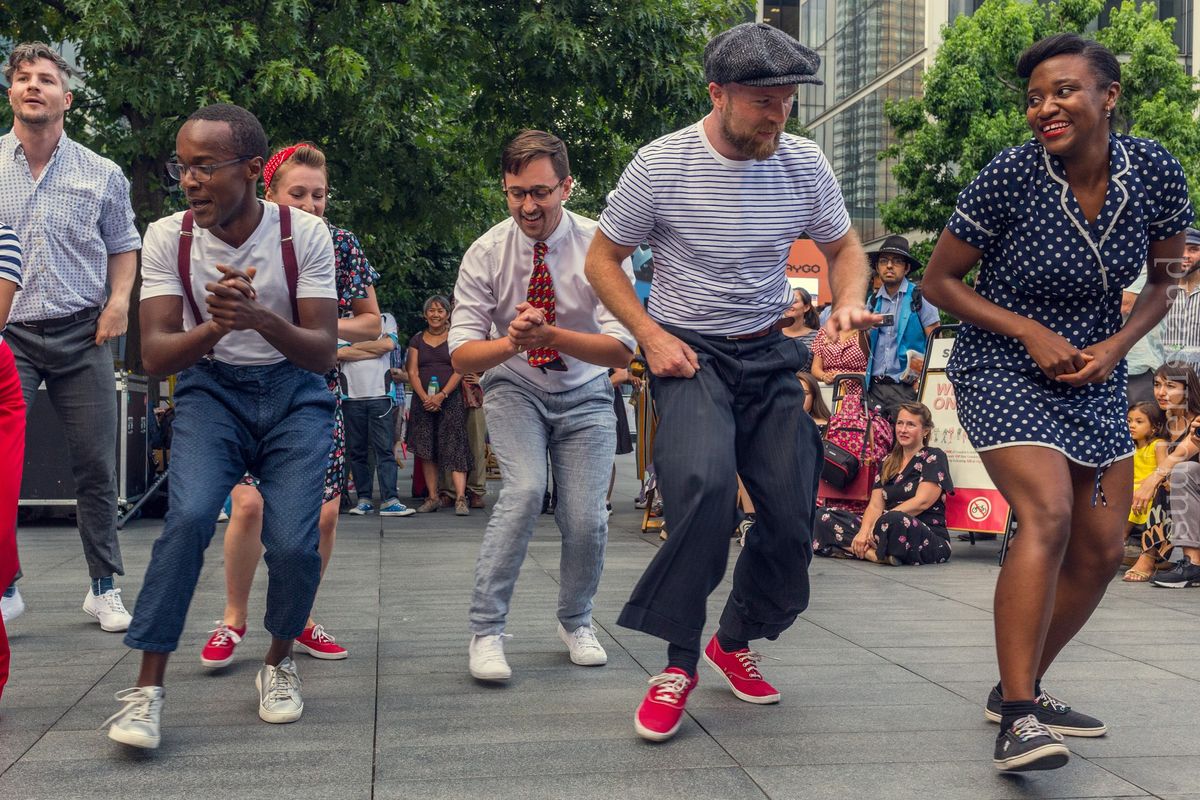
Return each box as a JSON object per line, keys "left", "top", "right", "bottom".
{"left": 873, "top": 376, "right": 899, "bottom": 385}
{"left": 725, "top": 319, "right": 791, "bottom": 341}
{"left": 12, "top": 307, "right": 101, "bottom": 334}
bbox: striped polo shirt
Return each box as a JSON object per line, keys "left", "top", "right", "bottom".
{"left": 599, "top": 120, "right": 851, "bottom": 337}
{"left": 1163, "top": 278, "right": 1200, "bottom": 365}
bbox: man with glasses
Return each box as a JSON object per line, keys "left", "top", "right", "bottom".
{"left": 865, "top": 235, "right": 941, "bottom": 421}
{"left": 104, "top": 103, "right": 337, "bottom": 748}
{"left": 0, "top": 43, "right": 141, "bottom": 632}
{"left": 450, "top": 130, "right": 635, "bottom": 682}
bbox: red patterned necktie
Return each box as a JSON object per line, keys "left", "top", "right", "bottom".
{"left": 526, "top": 241, "right": 564, "bottom": 369}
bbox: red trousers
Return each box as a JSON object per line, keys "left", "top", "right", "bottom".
{"left": 0, "top": 340, "right": 26, "bottom": 701}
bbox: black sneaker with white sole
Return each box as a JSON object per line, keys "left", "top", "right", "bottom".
{"left": 1150, "top": 558, "right": 1200, "bottom": 588}
{"left": 985, "top": 686, "right": 1107, "bottom": 737}
{"left": 993, "top": 714, "right": 1070, "bottom": 772}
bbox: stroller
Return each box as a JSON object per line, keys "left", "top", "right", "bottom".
{"left": 817, "top": 375, "right": 893, "bottom": 515}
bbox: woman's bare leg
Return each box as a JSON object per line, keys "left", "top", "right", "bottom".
{"left": 222, "top": 485, "right": 265, "bottom": 629}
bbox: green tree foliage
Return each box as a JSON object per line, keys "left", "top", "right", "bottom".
{"left": 1, "top": 0, "right": 746, "bottom": 331}
{"left": 879, "top": 0, "right": 1200, "bottom": 265}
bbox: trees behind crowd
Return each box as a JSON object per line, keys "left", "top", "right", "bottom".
{"left": 0, "top": 0, "right": 746, "bottom": 329}
{"left": 881, "top": 0, "right": 1200, "bottom": 266}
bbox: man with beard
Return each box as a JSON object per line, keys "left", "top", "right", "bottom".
{"left": 1162, "top": 227, "right": 1200, "bottom": 368}
{"left": 586, "top": 22, "right": 877, "bottom": 742}
{"left": 0, "top": 43, "right": 140, "bottom": 632}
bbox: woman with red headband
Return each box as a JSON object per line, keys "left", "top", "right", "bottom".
{"left": 199, "top": 142, "right": 388, "bottom": 668}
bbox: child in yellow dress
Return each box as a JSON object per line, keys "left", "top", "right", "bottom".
{"left": 1124, "top": 402, "right": 1169, "bottom": 582}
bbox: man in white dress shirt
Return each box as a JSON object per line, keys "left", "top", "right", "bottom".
{"left": 450, "top": 130, "right": 636, "bottom": 682}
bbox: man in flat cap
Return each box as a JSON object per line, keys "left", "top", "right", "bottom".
{"left": 586, "top": 22, "right": 877, "bottom": 742}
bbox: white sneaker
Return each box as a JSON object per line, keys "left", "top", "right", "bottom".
{"left": 468, "top": 633, "right": 512, "bottom": 681}
{"left": 256, "top": 657, "right": 303, "bottom": 723}
{"left": 558, "top": 623, "right": 608, "bottom": 666}
{"left": 104, "top": 686, "right": 164, "bottom": 749}
{"left": 217, "top": 509, "right": 229, "bottom": 523}
{"left": 1, "top": 586, "right": 25, "bottom": 623}
{"left": 83, "top": 588, "right": 132, "bottom": 632}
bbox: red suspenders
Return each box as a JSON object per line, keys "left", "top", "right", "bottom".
{"left": 176, "top": 205, "right": 300, "bottom": 326}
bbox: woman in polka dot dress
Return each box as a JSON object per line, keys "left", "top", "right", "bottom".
{"left": 924, "top": 34, "right": 1194, "bottom": 772}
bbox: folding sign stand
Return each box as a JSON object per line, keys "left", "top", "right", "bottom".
{"left": 916, "top": 325, "right": 1014, "bottom": 565}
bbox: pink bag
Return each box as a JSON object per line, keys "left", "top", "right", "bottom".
{"left": 825, "top": 393, "right": 892, "bottom": 464}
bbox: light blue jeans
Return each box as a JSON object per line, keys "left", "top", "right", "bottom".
{"left": 469, "top": 372, "right": 615, "bottom": 635}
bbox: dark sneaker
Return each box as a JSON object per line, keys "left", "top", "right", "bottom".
{"left": 1151, "top": 559, "right": 1200, "bottom": 588}
{"left": 993, "top": 714, "right": 1069, "bottom": 772}
{"left": 985, "top": 686, "right": 1107, "bottom": 737}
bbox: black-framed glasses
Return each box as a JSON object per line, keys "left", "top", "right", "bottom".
{"left": 502, "top": 179, "right": 565, "bottom": 203}
{"left": 165, "top": 156, "right": 255, "bottom": 184}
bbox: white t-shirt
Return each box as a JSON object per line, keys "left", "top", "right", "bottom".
{"left": 140, "top": 201, "right": 337, "bottom": 365}
{"left": 341, "top": 312, "right": 399, "bottom": 399}
{"left": 599, "top": 120, "right": 851, "bottom": 336}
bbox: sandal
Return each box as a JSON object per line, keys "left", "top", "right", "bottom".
{"left": 1122, "top": 568, "right": 1152, "bottom": 583}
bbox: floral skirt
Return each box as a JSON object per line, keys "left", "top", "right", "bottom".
{"left": 406, "top": 386, "right": 473, "bottom": 473}
{"left": 813, "top": 508, "right": 951, "bottom": 565}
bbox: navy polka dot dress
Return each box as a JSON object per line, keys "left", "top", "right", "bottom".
{"left": 945, "top": 135, "right": 1195, "bottom": 469}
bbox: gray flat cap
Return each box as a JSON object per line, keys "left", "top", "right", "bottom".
{"left": 704, "top": 23, "right": 822, "bottom": 87}
{"left": 1187, "top": 227, "right": 1200, "bottom": 246}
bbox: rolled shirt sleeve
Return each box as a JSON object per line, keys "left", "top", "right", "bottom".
{"left": 804, "top": 150, "right": 853, "bottom": 244}
{"left": 448, "top": 240, "right": 499, "bottom": 354}
{"left": 99, "top": 167, "right": 141, "bottom": 255}
{"left": 597, "top": 255, "right": 637, "bottom": 353}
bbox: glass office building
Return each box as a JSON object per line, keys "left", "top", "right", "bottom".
{"left": 761, "top": 0, "right": 1197, "bottom": 246}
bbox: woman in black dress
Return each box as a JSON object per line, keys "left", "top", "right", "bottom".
{"left": 813, "top": 403, "right": 952, "bottom": 564}
{"left": 923, "top": 34, "right": 1193, "bottom": 771}
{"left": 406, "top": 295, "right": 473, "bottom": 514}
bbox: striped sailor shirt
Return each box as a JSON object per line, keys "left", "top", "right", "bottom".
{"left": 1163, "top": 278, "right": 1200, "bottom": 366}
{"left": 0, "top": 223, "right": 22, "bottom": 339}
{"left": 599, "top": 120, "right": 851, "bottom": 337}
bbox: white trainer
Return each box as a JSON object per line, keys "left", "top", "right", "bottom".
{"left": 104, "top": 686, "right": 164, "bottom": 749}
{"left": 256, "top": 657, "right": 303, "bottom": 723}
{"left": 558, "top": 623, "right": 608, "bottom": 666}
{"left": 83, "top": 588, "right": 131, "bottom": 632}
{"left": 1, "top": 586, "right": 25, "bottom": 623}
{"left": 468, "top": 633, "right": 512, "bottom": 681}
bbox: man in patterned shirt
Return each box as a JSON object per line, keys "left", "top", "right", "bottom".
{"left": 0, "top": 43, "right": 141, "bottom": 633}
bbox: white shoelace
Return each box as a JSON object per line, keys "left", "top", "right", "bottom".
{"left": 207, "top": 621, "right": 242, "bottom": 647}
{"left": 307, "top": 624, "right": 335, "bottom": 644}
{"left": 474, "top": 633, "right": 512, "bottom": 664}
{"left": 99, "top": 588, "right": 128, "bottom": 614}
{"left": 102, "top": 687, "right": 159, "bottom": 729}
{"left": 264, "top": 663, "right": 301, "bottom": 704}
{"left": 570, "top": 626, "right": 602, "bottom": 651}
{"left": 735, "top": 650, "right": 770, "bottom": 680}
{"left": 1037, "top": 691, "right": 1069, "bottom": 713}
{"left": 1012, "top": 713, "right": 1063, "bottom": 743}
{"left": 647, "top": 672, "right": 692, "bottom": 705}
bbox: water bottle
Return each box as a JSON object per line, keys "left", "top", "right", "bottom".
{"left": 427, "top": 375, "right": 440, "bottom": 397}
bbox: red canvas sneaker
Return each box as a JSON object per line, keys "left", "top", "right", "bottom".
{"left": 295, "top": 624, "right": 348, "bottom": 660}
{"left": 200, "top": 621, "right": 246, "bottom": 668}
{"left": 703, "top": 635, "right": 781, "bottom": 704}
{"left": 634, "top": 668, "right": 696, "bottom": 742}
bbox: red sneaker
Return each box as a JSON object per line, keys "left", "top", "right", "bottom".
{"left": 295, "top": 624, "right": 348, "bottom": 660}
{"left": 200, "top": 621, "right": 246, "bottom": 668}
{"left": 634, "top": 668, "right": 696, "bottom": 742}
{"left": 703, "top": 635, "right": 780, "bottom": 704}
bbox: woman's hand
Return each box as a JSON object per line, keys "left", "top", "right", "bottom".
{"left": 1057, "top": 337, "right": 1125, "bottom": 387}
{"left": 850, "top": 529, "right": 874, "bottom": 559}
{"left": 426, "top": 391, "right": 445, "bottom": 412}
{"left": 1018, "top": 322, "right": 1092, "bottom": 380}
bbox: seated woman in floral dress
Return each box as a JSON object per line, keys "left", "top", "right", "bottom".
{"left": 814, "top": 402, "right": 954, "bottom": 564}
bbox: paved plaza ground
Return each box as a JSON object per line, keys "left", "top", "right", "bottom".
{"left": 2, "top": 453, "right": 1199, "bottom": 799}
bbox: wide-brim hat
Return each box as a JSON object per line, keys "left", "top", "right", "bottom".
{"left": 868, "top": 235, "right": 922, "bottom": 274}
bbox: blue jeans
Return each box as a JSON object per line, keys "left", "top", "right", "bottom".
{"left": 124, "top": 359, "right": 334, "bottom": 652}
{"left": 343, "top": 397, "right": 397, "bottom": 500}
{"left": 469, "top": 372, "right": 615, "bottom": 635}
